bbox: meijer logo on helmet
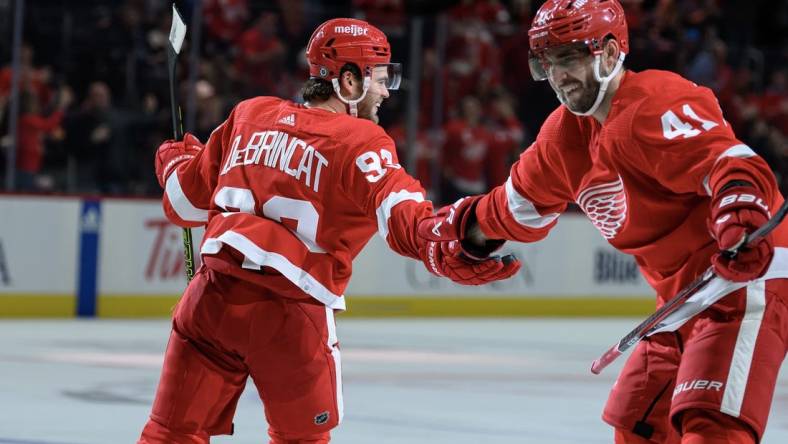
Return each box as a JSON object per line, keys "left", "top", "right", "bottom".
{"left": 334, "top": 25, "right": 369, "bottom": 36}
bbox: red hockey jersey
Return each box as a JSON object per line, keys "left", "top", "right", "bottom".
{"left": 162, "top": 97, "right": 432, "bottom": 309}
{"left": 476, "top": 70, "right": 788, "bottom": 302}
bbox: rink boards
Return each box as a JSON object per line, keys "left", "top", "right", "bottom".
{"left": 0, "top": 194, "right": 655, "bottom": 317}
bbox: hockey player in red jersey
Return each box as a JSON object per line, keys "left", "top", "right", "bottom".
{"left": 138, "top": 17, "right": 520, "bottom": 444}
{"left": 419, "top": 1, "right": 788, "bottom": 443}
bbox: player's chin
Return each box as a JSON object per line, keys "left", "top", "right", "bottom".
{"left": 566, "top": 97, "right": 594, "bottom": 113}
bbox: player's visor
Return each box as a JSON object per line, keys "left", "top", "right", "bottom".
{"left": 377, "top": 63, "right": 402, "bottom": 90}
{"left": 528, "top": 52, "right": 549, "bottom": 81}
{"left": 529, "top": 43, "right": 595, "bottom": 81}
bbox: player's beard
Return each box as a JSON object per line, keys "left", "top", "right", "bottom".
{"left": 553, "top": 71, "right": 601, "bottom": 114}
{"left": 357, "top": 92, "right": 380, "bottom": 124}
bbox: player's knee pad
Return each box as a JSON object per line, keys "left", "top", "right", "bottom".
{"left": 268, "top": 428, "right": 330, "bottom": 444}
{"left": 148, "top": 329, "right": 244, "bottom": 436}
{"left": 138, "top": 417, "right": 210, "bottom": 444}
{"left": 679, "top": 409, "right": 756, "bottom": 444}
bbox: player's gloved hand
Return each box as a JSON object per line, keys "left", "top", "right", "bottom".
{"left": 419, "top": 239, "right": 521, "bottom": 285}
{"left": 709, "top": 185, "right": 774, "bottom": 282}
{"left": 418, "top": 196, "right": 505, "bottom": 260}
{"left": 155, "top": 133, "right": 204, "bottom": 188}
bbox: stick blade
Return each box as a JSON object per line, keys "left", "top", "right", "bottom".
{"left": 590, "top": 344, "right": 622, "bottom": 375}
{"left": 169, "top": 4, "right": 187, "bottom": 54}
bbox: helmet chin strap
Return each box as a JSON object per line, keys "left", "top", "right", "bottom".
{"left": 561, "top": 52, "right": 626, "bottom": 117}
{"left": 332, "top": 77, "right": 371, "bottom": 117}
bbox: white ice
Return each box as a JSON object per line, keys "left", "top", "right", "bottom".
{"left": 0, "top": 319, "right": 785, "bottom": 443}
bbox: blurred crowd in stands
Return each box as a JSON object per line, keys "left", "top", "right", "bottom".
{"left": 0, "top": 0, "right": 786, "bottom": 204}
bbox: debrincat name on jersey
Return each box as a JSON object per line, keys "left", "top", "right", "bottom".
{"left": 220, "top": 130, "right": 329, "bottom": 193}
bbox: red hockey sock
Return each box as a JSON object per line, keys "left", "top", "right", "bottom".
{"left": 614, "top": 428, "right": 653, "bottom": 444}
{"left": 268, "top": 429, "right": 330, "bottom": 444}
{"left": 138, "top": 417, "right": 209, "bottom": 444}
{"left": 680, "top": 409, "right": 756, "bottom": 444}
{"left": 614, "top": 427, "right": 680, "bottom": 444}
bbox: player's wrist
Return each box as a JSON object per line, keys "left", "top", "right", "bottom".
{"left": 459, "top": 221, "right": 504, "bottom": 260}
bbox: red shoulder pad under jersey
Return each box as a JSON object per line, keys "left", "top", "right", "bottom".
{"left": 335, "top": 119, "right": 433, "bottom": 260}
{"left": 475, "top": 107, "right": 576, "bottom": 242}
{"left": 626, "top": 71, "right": 777, "bottom": 200}
{"left": 162, "top": 107, "right": 237, "bottom": 227}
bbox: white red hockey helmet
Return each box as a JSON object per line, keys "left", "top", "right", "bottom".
{"left": 306, "top": 18, "right": 401, "bottom": 90}
{"left": 527, "top": 0, "right": 629, "bottom": 116}
{"left": 527, "top": 0, "right": 629, "bottom": 81}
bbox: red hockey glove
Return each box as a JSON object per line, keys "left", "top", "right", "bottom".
{"left": 418, "top": 196, "right": 505, "bottom": 260}
{"left": 420, "top": 239, "right": 521, "bottom": 285}
{"left": 154, "top": 133, "right": 204, "bottom": 188}
{"left": 709, "top": 185, "right": 774, "bottom": 282}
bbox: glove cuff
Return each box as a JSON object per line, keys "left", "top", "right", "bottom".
{"left": 711, "top": 185, "right": 770, "bottom": 218}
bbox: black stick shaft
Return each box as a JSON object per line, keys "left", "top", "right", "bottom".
{"left": 167, "top": 5, "right": 194, "bottom": 283}
{"left": 591, "top": 198, "right": 788, "bottom": 374}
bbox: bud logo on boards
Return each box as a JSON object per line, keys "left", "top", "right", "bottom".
{"left": 594, "top": 249, "right": 639, "bottom": 283}
{"left": 145, "top": 219, "right": 186, "bottom": 281}
{"left": 334, "top": 25, "right": 368, "bottom": 36}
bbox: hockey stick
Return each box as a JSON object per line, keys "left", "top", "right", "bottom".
{"left": 590, "top": 198, "right": 788, "bottom": 375}
{"left": 167, "top": 4, "right": 195, "bottom": 283}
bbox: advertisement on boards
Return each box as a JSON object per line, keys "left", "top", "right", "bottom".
{"left": 346, "top": 215, "right": 653, "bottom": 298}
{"left": 0, "top": 196, "right": 80, "bottom": 295}
{"left": 98, "top": 199, "right": 203, "bottom": 296}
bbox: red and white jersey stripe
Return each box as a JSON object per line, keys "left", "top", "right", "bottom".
{"left": 476, "top": 69, "right": 788, "bottom": 302}
{"left": 162, "top": 97, "right": 433, "bottom": 309}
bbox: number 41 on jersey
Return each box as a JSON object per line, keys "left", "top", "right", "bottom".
{"left": 661, "top": 103, "right": 721, "bottom": 140}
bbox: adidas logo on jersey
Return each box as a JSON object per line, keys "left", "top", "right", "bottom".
{"left": 278, "top": 114, "right": 296, "bottom": 126}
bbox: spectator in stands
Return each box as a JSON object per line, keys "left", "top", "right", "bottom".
{"left": 760, "top": 69, "right": 788, "bottom": 135}
{"left": 0, "top": 43, "right": 53, "bottom": 109}
{"left": 387, "top": 117, "right": 437, "bottom": 195}
{"left": 485, "top": 89, "right": 525, "bottom": 188}
{"left": 203, "top": 0, "right": 249, "bottom": 48}
{"left": 686, "top": 36, "right": 731, "bottom": 93}
{"left": 15, "top": 87, "right": 71, "bottom": 191}
{"left": 62, "top": 82, "right": 114, "bottom": 192}
{"left": 441, "top": 95, "right": 492, "bottom": 204}
{"left": 444, "top": 16, "right": 501, "bottom": 110}
{"left": 234, "top": 12, "right": 286, "bottom": 96}
{"left": 499, "top": 0, "right": 534, "bottom": 98}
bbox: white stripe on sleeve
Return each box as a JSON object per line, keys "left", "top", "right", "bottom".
{"left": 375, "top": 190, "right": 425, "bottom": 240}
{"left": 702, "top": 144, "right": 757, "bottom": 195}
{"left": 164, "top": 171, "right": 209, "bottom": 222}
{"left": 505, "top": 177, "right": 560, "bottom": 229}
